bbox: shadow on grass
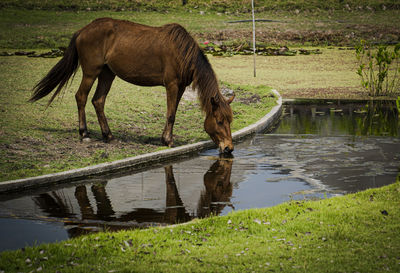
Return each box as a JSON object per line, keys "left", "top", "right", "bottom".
{"left": 34, "top": 126, "right": 197, "bottom": 147}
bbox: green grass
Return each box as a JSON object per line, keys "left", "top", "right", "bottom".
{"left": 1, "top": 178, "right": 399, "bottom": 272}
{"left": 0, "top": 9, "right": 235, "bottom": 49}
{"left": 0, "top": 55, "right": 276, "bottom": 181}
{"left": 1, "top": 7, "right": 399, "bottom": 48}
{"left": 210, "top": 48, "right": 371, "bottom": 99}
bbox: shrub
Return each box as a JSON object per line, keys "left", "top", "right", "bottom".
{"left": 355, "top": 41, "right": 400, "bottom": 97}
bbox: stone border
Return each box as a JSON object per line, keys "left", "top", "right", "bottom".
{"left": 0, "top": 89, "right": 282, "bottom": 193}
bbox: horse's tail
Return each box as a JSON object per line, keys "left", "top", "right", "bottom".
{"left": 29, "top": 32, "right": 80, "bottom": 106}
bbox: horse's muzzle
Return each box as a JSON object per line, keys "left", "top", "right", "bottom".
{"left": 222, "top": 146, "right": 234, "bottom": 154}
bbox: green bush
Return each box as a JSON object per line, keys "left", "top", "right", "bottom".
{"left": 356, "top": 41, "right": 400, "bottom": 97}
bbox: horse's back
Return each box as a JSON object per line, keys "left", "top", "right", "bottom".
{"left": 75, "top": 18, "right": 198, "bottom": 87}
{"left": 76, "top": 18, "right": 161, "bottom": 54}
{"left": 75, "top": 18, "right": 168, "bottom": 85}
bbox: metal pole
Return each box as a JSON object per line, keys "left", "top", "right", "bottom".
{"left": 251, "top": 0, "right": 256, "bottom": 77}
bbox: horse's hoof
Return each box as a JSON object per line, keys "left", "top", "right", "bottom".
{"left": 162, "top": 139, "right": 174, "bottom": 147}
{"left": 103, "top": 135, "right": 117, "bottom": 144}
{"left": 161, "top": 134, "right": 174, "bottom": 147}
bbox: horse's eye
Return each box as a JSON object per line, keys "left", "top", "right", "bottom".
{"left": 217, "top": 121, "right": 224, "bottom": 125}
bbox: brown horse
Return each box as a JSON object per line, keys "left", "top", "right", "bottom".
{"left": 30, "top": 18, "right": 234, "bottom": 154}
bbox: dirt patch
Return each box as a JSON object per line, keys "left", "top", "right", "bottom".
{"left": 183, "top": 85, "right": 235, "bottom": 102}
{"left": 195, "top": 26, "right": 400, "bottom": 46}
{"left": 237, "top": 93, "right": 261, "bottom": 104}
{"left": 282, "top": 87, "right": 371, "bottom": 99}
{"left": 2, "top": 131, "right": 160, "bottom": 175}
{"left": 182, "top": 86, "right": 197, "bottom": 101}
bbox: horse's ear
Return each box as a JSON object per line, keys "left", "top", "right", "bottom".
{"left": 211, "top": 97, "right": 219, "bottom": 112}
{"left": 226, "top": 94, "right": 235, "bottom": 105}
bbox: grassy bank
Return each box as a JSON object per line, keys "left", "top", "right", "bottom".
{"left": 1, "top": 178, "right": 399, "bottom": 272}
{"left": 0, "top": 55, "right": 277, "bottom": 181}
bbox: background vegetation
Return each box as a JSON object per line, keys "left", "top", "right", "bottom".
{"left": 1, "top": 0, "right": 399, "bottom": 12}
{"left": 356, "top": 42, "right": 400, "bottom": 96}
{"left": 1, "top": 0, "right": 399, "bottom": 49}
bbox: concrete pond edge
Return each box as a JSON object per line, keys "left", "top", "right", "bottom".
{"left": 0, "top": 89, "right": 282, "bottom": 193}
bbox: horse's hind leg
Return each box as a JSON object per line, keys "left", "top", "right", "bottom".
{"left": 92, "top": 65, "right": 115, "bottom": 143}
{"left": 162, "top": 83, "right": 185, "bottom": 147}
{"left": 75, "top": 74, "right": 97, "bottom": 140}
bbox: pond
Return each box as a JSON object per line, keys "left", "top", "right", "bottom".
{"left": 0, "top": 99, "right": 399, "bottom": 252}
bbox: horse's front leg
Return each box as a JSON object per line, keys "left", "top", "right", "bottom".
{"left": 162, "top": 83, "right": 184, "bottom": 147}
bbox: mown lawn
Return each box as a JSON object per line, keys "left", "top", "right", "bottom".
{"left": 1, "top": 178, "right": 399, "bottom": 272}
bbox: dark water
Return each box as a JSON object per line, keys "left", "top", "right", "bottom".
{"left": 1, "top": 100, "right": 399, "bottom": 252}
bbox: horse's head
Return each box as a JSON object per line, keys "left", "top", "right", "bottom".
{"left": 203, "top": 158, "right": 233, "bottom": 197}
{"left": 204, "top": 95, "right": 234, "bottom": 154}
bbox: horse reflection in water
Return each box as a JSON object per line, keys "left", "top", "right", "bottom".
{"left": 198, "top": 160, "right": 233, "bottom": 218}
{"left": 32, "top": 159, "right": 233, "bottom": 237}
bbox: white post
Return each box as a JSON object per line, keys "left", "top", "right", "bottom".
{"left": 251, "top": 0, "right": 256, "bottom": 77}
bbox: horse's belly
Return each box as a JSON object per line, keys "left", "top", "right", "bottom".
{"left": 124, "top": 74, "right": 164, "bottom": 86}
{"left": 108, "top": 61, "right": 165, "bottom": 86}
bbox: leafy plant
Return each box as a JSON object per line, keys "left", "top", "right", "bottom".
{"left": 355, "top": 41, "right": 400, "bottom": 97}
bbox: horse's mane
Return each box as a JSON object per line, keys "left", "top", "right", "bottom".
{"left": 162, "top": 24, "right": 232, "bottom": 122}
